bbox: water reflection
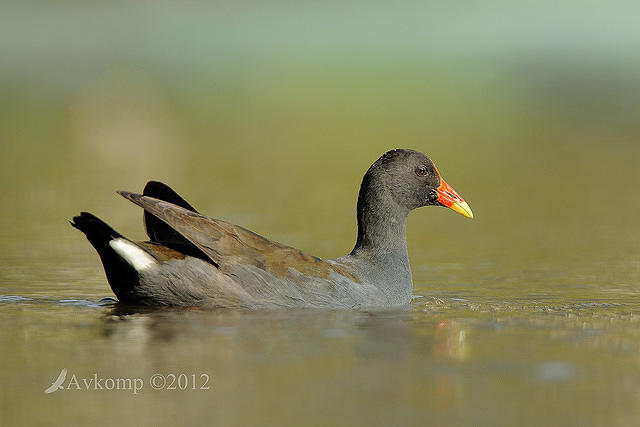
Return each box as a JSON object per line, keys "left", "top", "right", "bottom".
{"left": 1, "top": 291, "right": 638, "bottom": 425}
{"left": 433, "top": 320, "right": 467, "bottom": 362}
{"left": 97, "top": 303, "right": 473, "bottom": 370}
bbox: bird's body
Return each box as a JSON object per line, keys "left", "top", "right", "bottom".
{"left": 72, "top": 149, "right": 472, "bottom": 309}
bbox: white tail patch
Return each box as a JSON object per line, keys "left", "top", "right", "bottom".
{"left": 109, "top": 238, "right": 156, "bottom": 271}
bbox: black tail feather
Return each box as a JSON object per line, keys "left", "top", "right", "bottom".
{"left": 70, "top": 212, "right": 139, "bottom": 303}
{"left": 70, "top": 212, "right": 123, "bottom": 249}
{"left": 143, "top": 181, "right": 198, "bottom": 212}
{"left": 142, "top": 181, "right": 198, "bottom": 245}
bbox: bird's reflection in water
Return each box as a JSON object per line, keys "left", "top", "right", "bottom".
{"left": 433, "top": 319, "right": 467, "bottom": 361}
{"left": 100, "top": 303, "right": 468, "bottom": 361}
{"left": 99, "top": 301, "right": 466, "bottom": 402}
{"left": 96, "top": 300, "right": 475, "bottom": 418}
{"left": 101, "top": 303, "right": 241, "bottom": 342}
{"left": 431, "top": 319, "right": 469, "bottom": 413}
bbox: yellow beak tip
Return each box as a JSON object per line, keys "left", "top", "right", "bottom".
{"left": 450, "top": 201, "right": 474, "bottom": 219}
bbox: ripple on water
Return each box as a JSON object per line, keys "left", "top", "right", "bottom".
{"left": 417, "top": 295, "right": 637, "bottom": 317}
{"left": 0, "top": 295, "right": 32, "bottom": 303}
{"left": 0, "top": 294, "right": 115, "bottom": 309}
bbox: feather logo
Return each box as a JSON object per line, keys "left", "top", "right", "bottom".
{"left": 44, "top": 368, "right": 67, "bottom": 394}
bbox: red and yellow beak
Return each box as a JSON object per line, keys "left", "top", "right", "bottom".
{"left": 435, "top": 171, "right": 473, "bottom": 219}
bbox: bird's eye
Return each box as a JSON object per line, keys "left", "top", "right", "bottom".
{"left": 416, "top": 166, "right": 428, "bottom": 177}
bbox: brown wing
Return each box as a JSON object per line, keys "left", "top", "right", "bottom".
{"left": 118, "top": 191, "right": 355, "bottom": 281}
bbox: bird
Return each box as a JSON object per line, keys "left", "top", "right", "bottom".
{"left": 71, "top": 149, "right": 473, "bottom": 309}
{"left": 44, "top": 368, "right": 67, "bottom": 394}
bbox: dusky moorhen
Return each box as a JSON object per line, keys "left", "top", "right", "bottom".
{"left": 71, "top": 149, "right": 472, "bottom": 309}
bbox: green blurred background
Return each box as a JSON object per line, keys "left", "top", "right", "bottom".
{"left": 1, "top": 1, "right": 639, "bottom": 267}
{"left": 1, "top": 1, "right": 639, "bottom": 426}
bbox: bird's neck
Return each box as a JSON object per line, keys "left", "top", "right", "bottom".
{"left": 339, "top": 171, "right": 414, "bottom": 304}
{"left": 351, "top": 179, "right": 410, "bottom": 264}
{"left": 348, "top": 186, "right": 413, "bottom": 303}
